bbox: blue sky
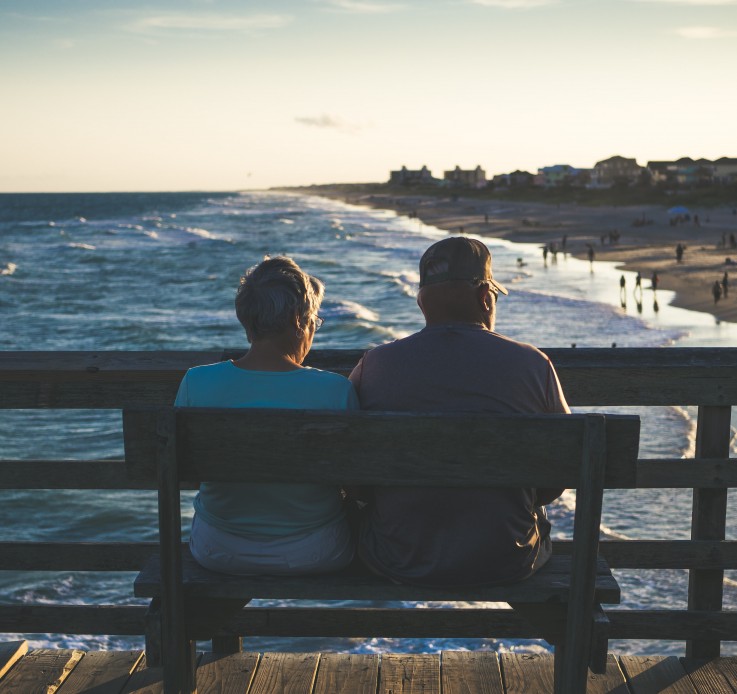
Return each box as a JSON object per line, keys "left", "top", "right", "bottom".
{"left": 1, "top": 0, "right": 735, "bottom": 191}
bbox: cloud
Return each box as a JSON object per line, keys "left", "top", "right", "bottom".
{"left": 320, "top": 0, "right": 405, "bottom": 13}
{"left": 468, "top": 0, "right": 558, "bottom": 8}
{"left": 128, "top": 13, "right": 292, "bottom": 33}
{"left": 295, "top": 114, "right": 361, "bottom": 134}
{"left": 675, "top": 25, "right": 737, "bottom": 37}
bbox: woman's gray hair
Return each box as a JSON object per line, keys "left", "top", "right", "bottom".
{"left": 235, "top": 256, "right": 324, "bottom": 341}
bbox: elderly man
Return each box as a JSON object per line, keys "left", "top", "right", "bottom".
{"left": 349, "top": 237, "right": 569, "bottom": 587}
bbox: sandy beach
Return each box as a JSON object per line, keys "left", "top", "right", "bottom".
{"left": 297, "top": 187, "right": 737, "bottom": 325}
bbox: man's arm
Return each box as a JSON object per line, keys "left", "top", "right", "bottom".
{"left": 537, "top": 358, "right": 570, "bottom": 505}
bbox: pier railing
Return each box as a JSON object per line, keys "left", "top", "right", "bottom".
{"left": 1, "top": 348, "right": 735, "bottom": 656}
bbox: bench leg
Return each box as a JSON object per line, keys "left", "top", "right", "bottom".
{"left": 589, "top": 604, "right": 609, "bottom": 674}
{"left": 186, "top": 598, "right": 250, "bottom": 654}
{"left": 144, "top": 598, "right": 163, "bottom": 667}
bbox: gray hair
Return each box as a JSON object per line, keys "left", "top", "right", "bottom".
{"left": 235, "top": 256, "right": 324, "bottom": 341}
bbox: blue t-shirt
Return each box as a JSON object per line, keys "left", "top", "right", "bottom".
{"left": 175, "top": 360, "right": 359, "bottom": 538}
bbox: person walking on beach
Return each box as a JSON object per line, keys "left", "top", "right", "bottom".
{"left": 587, "top": 245, "right": 595, "bottom": 265}
{"left": 723, "top": 272, "right": 729, "bottom": 298}
{"left": 676, "top": 243, "right": 684, "bottom": 263}
{"left": 713, "top": 280, "right": 723, "bottom": 304}
{"left": 651, "top": 272, "right": 659, "bottom": 291}
{"left": 619, "top": 275, "right": 627, "bottom": 307}
{"left": 348, "top": 237, "right": 569, "bottom": 587}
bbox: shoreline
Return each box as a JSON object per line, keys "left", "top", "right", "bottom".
{"left": 290, "top": 187, "right": 737, "bottom": 325}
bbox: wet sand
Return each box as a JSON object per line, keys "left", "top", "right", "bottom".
{"left": 298, "top": 188, "right": 737, "bottom": 325}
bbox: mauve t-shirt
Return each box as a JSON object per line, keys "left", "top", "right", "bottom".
{"left": 349, "top": 323, "right": 569, "bottom": 587}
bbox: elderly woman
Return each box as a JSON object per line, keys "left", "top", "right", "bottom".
{"left": 175, "top": 256, "right": 358, "bottom": 575}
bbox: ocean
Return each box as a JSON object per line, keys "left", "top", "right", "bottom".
{"left": 0, "top": 190, "right": 735, "bottom": 656}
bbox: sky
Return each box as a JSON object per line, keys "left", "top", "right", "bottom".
{"left": 1, "top": 0, "right": 736, "bottom": 192}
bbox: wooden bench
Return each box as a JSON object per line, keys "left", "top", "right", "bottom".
{"left": 124, "top": 407, "right": 640, "bottom": 694}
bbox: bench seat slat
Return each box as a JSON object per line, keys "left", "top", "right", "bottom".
{"left": 134, "top": 550, "right": 620, "bottom": 604}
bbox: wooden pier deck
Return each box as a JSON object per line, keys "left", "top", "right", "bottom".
{"left": 2, "top": 642, "right": 737, "bottom": 694}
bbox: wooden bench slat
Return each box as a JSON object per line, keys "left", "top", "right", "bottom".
{"left": 134, "top": 552, "right": 620, "bottom": 604}
{"left": 124, "top": 410, "right": 640, "bottom": 488}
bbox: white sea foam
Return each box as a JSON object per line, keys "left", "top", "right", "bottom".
{"left": 0, "top": 262, "right": 17, "bottom": 276}
{"left": 329, "top": 300, "right": 380, "bottom": 323}
{"left": 279, "top": 218, "right": 295, "bottom": 225}
{"left": 67, "top": 243, "right": 96, "bottom": 251}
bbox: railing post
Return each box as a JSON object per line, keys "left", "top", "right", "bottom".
{"left": 687, "top": 405, "right": 732, "bottom": 658}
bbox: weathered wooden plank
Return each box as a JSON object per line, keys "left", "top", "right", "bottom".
{"left": 124, "top": 409, "right": 639, "bottom": 489}
{"left": 120, "top": 654, "right": 165, "bottom": 694}
{"left": 247, "top": 653, "right": 319, "bottom": 694}
{"left": 594, "top": 540, "right": 737, "bottom": 569}
{"left": 135, "top": 551, "right": 620, "bottom": 603}
{"left": 312, "top": 653, "right": 378, "bottom": 694}
{"left": 0, "top": 460, "right": 153, "bottom": 491}
{"left": 0, "top": 605, "right": 147, "bottom": 635}
{"left": 4, "top": 347, "right": 737, "bottom": 406}
{"left": 7, "top": 537, "right": 737, "bottom": 573}
{"left": 0, "top": 542, "right": 160, "bottom": 570}
{"left": 379, "top": 654, "right": 439, "bottom": 694}
{"left": 0, "top": 649, "right": 83, "bottom": 694}
{"left": 584, "top": 654, "right": 630, "bottom": 694}
{"left": 620, "top": 655, "right": 696, "bottom": 693}
{"left": 55, "top": 650, "right": 144, "bottom": 694}
{"left": 500, "top": 653, "right": 555, "bottom": 693}
{"left": 440, "top": 651, "right": 503, "bottom": 694}
{"left": 681, "top": 657, "right": 737, "bottom": 694}
{"left": 196, "top": 652, "right": 259, "bottom": 694}
{"left": 636, "top": 460, "right": 737, "bottom": 489}
{"left": 0, "top": 641, "right": 28, "bottom": 681}
{"left": 688, "top": 406, "right": 732, "bottom": 659}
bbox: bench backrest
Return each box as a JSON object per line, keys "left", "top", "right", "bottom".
{"left": 123, "top": 408, "right": 640, "bottom": 488}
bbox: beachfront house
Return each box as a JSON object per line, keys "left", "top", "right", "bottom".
{"left": 388, "top": 165, "right": 435, "bottom": 186}
{"left": 590, "top": 155, "right": 644, "bottom": 188}
{"left": 443, "top": 165, "right": 487, "bottom": 189}
{"left": 713, "top": 156, "right": 737, "bottom": 184}
{"left": 492, "top": 170, "right": 534, "bottom": 188}
{"left": 536, "top": 164, "right": 589, "bottom": 188}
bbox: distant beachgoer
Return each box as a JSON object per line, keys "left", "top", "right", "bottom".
{"left": 723, "top": 272, "right": 729, "bottom": 298}
{"left": 676, "top": 243, "right": 684, "bottom": 263}
{"left": 588, "top": 246, "right": 595, "bottom": 263}
{"left": 542, "top": 245, "right": 549, "bottom": 264}
{"left": 635, "top": 272, "right": 642, "bottom": 290}
{"left": 620, "top": 275, "right": 626, "bottom": 289}
{"left": 651, "top": 272, "right": 659, "bottom": 291}
{"left": 713, "top": 280, "right": 722, "bottom": 304}
{"left": 730, "top": 233, "right": 737, "bottom": 249}
{"left": 619, "top": 275, "right": 626, "bottom": 307}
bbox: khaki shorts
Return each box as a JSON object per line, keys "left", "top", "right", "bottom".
{"left": 189, "top": 514, "right": 354, "bottom": 576}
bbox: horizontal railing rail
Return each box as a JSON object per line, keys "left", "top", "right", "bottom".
{"left": 1, "top": 348, "right": 735, "bottom": 655}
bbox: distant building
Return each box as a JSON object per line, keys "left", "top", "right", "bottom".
{"left": 590, "top": 156, "right": 643, "bottom": 187}
{"left": 646, "top": 161, "right": 674, "bottom": 186}
{"left": 389, "top": 165, "right": 434, "bottom": 186}
{"left": 713, "top": 157, "right": 737, "bottom": 183}
{"left": 492, "top": 170, "right": 534, "bottom": 188}
{"left": 443, "top": 165, "right": 487, "bottom": 189}
{"left": 537, "top": 164, "right": 586, "bottom": 187}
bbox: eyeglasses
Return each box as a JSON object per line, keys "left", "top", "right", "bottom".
{"left": 314, "top": 315, "right": 325, "bottom": 331}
